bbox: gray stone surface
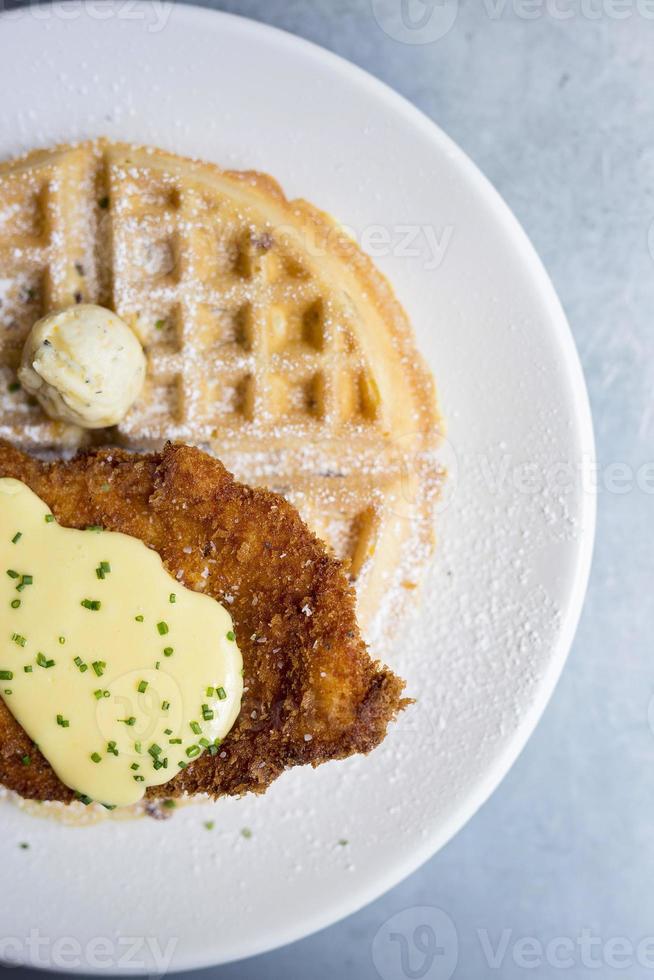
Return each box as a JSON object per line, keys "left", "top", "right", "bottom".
{"left": 3, "top": 1, "right": 653, "bottom": 977}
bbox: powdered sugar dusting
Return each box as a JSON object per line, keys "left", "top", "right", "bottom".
{"left": 0, "top": 140, "right": 442, "bottom": 637}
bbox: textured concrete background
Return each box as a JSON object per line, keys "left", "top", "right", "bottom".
{"left": 2, "top": 0, "right": 653, "bottom": 977}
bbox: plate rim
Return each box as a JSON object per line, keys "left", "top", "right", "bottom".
{"left": 0, "top": 2, "right": 597, "bottom": 971}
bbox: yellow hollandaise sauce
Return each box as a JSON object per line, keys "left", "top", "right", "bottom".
{"left": 0, "top": 478, "right": 243, "bottom": 808}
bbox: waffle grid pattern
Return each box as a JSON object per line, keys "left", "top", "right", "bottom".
{"left": 108, "top": 156, "right": 381, "bottom": 444}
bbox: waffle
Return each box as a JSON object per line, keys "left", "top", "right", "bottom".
{"left": 0, "top": 140, "right": 442, "bottom": 631}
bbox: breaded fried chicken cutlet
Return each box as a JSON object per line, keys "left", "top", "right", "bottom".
{"left": 0, "top": 441, "right": 408, "bottom": 805}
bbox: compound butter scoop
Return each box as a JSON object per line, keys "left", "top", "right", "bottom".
{"left": 18, "top": 304, "right": 146, "bottom": 429}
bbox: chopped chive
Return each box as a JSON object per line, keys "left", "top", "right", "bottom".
{"left": 4, "top": 689, "right": 12, "bottom": 696}
{"left": 162, "top": 799, "right": 176, "bottom": 809}
{"left": 155, "top": 661, "right": 161, "bottom": 670}
{"left": 58, "top": 636, "right": 65, "bottom": 645}
{"left": 23, "top": 665, "right": 32, "bottom": 673}
{"left": 169, "top": 593, "right": 176, "bottom": 604}
{"left": 204, "top": 821, "right": 215, "bottom": 831}
{"left": 216, "top": 687, "right": 227, "bottom": 701}
{"left": 130, "top": 763, "right": 140, "bottom": 771}
{"left": 206, "top": 686, "right": 214, "bottom": 697}
{"left": 164, "top": 727, "right": 172, "bottom": 735}
{"left": 91, "top": 661, "right": 106, "bottom": 677}
{"left": 134, "top": 741, "right": 142, "bottom": 754}
{"left": 155, "top": 319, "right": 166, "bottom": 330}
{"left": 163, "top": 646, "right": 174, "bottom": 657}
{"left": 75, "top": 793, "right": 94, "bottom": 806}
{"left": 133, "top": 775, "right": 145, "bottom": 783}
{"left": 56, "top": 714, "right": 69, "bottom": 728}
{"left": 135, "top": 614, "right": 144, "bottom": 623}
{"left": 96, "top": 567, "right": 105, "bottom": 580}
{"left": 241, "top": 828, "right": 252, "bottom": 839}
{"left": 86, "top": 525, "right": 103, "bottom": 533}
{"left": 199, "top": 738, "right": 210, "bottom": 748}
{"left": 36, "top": 652, "right": 54, "bottom": 669}
{"left": 190, "top": 721, "right": 201, "bottom": 736}
{"left": 202, "top": 707, "right": 215, "bottom": 721}
{"left": 100, "top": 561, "right": 111, "bottom": 573}
{"left": 6, "top": 569, "right": 19, "bottom": 579}
{"left": 74, "top": 656, "right": 88, "bottom": 673}
{"left": 15, "top": 574, "right": 32, "bottom": 592}
{"left": 161, "top": 700, "right": 170, "bottom": 711}
{"left": 107, "top": 741, "right": 118, "bottom": 756}
{"left": 185, "top": 745, "right": 201, "bottom": 759}
{"left": 90, "top": 752, "right": 102, "bottom": 764}
{"left": 93, "top": 689, "right": 104, "bottom": 700}
{"left": 169, "top": 738, "right": 182, "bottom": 745}
{"left": 226, "top": 631, "right": 236, "bottom": 642}
{"left": 178, "top": 761, "right": 188, "bottom": 769}
{"left": 157, "top": 621, "right": 169, "bottom": 636}
{"left": 0, "top": 670, "right": 13, "bottom": 681}
{"left": 44, "top": 514, "right": 55, "bottom": 524}
{"left": 10, "top": 599, "right": 20, "bottom": 609}
{"left": 137, "top": 680, "right": 148, "bottom": 694}
{"left": 148, "top": 744, "right": 162, "bottom": 758}
{"left": 11, "top": 634, "right": 26, "bottom": 647}
{"left": 21, "top": 755, "right": 30, "bottom": 766}
{"left": 120, "top": 717, "right": 137, "bottom": 726}
{"left": 11, "top": 532, "right": 22, "bottom": 544}
{"left": 81, "top": 599, "right": 101, "bottom": 611}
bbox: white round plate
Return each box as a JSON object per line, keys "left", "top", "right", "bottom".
{"left": 0, "top": 3, "right": 595, "bottom": 973}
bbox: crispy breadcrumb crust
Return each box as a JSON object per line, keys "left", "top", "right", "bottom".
{"left": 0, "top": 442, "right": 408, "bottom": 804}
